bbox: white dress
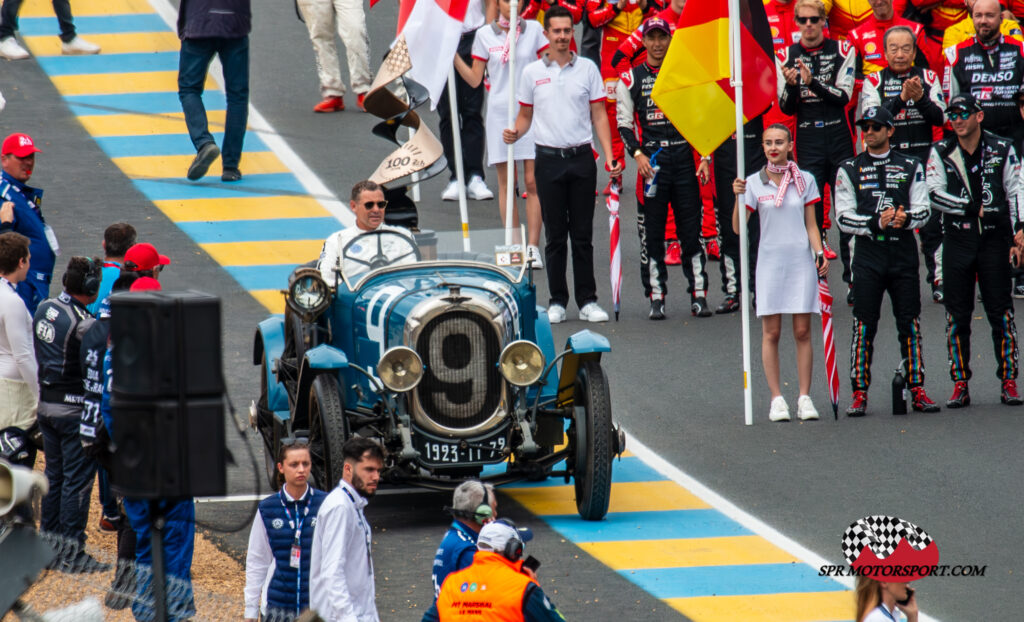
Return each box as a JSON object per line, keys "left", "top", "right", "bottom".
{"left": 471, "top": 20, "right": 548, "bottom": 165}
{"left": 743, "top": 168, "right": 821, "bottom": 317}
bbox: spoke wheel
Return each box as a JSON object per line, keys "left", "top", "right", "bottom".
{"left": 308, "top": 374, "right": 348, "bottom": 489}
{"left": 571, "top": 360, "right": 613, "bottom": 521}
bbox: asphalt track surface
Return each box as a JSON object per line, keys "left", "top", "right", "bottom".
{"left": 4, "top": 0, "right": 1024, "bottom": 619}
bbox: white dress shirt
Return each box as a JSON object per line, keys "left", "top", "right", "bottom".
{"left": 0, "top": 277, "right": 38, "bottom": 429}
{"left": 517, "top": 52, "right": 605, "bottom": 148}
{"left": 243, "top": 485, "right": 311, "bottom": 619}
{"left": 309, "top": 479, "right": 378, "bottom": 622}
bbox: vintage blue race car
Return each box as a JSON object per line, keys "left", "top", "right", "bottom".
{"left": 252, "top": 227, "right": 623, "bottom": 520}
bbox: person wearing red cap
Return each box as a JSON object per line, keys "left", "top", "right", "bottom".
{"left": 123, "top": 242, "right": 171, "bottom": 278}
{"left": 0, "top": 133, "right": 58, "bottom": 315}
{"left": 129, "top": 277, "right": 162, "bottom": 292}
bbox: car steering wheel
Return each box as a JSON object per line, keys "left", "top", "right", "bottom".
{"left": 342, "top": 230, "right": 421, "bottom": 271}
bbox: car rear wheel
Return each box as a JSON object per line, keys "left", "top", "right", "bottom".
{"left": 308, "top": 374, "right": 348, "bottom": 489}
{"left": 571, "top": 360, "right": 613, "bottom": 521}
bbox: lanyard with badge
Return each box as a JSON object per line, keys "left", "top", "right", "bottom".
{"left": 342, "top": 487, "right": 373, "bottom": 575}
{"left": 874, "top": 604, "right": 898, "bottom": 622}
{"left": 279, "top": 488, "right": 310, "bottom": 570}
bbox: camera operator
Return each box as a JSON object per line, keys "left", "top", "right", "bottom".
{"left": 422, "top": 519, "right": 564, "bottom": 622}
{"left": 430, "top": 480, "right": 498, "bottom": 597}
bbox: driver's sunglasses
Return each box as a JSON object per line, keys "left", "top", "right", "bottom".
{"left": 947, "top": 110, "right": 973, "bottom": 121}
{"left": 861, "top": 122, "right": 887, "bottom": 133}
{"left": 362, "top": 200, "right": 388, "bottom": 210}
{"left": 795, "top": 15, "right": 821, "bottom": 24}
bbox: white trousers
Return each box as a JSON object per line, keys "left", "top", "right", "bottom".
{"left": 297, "top": 0, "right": 373, "bottom": 97}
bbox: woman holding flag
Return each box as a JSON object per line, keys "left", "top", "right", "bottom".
{"left": 732, "top": 124, "right": 828, "bottom": 422}
{"left": 454, "top": 0, "right": 549, "bottom": 266}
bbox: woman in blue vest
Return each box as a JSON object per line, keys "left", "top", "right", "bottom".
{"left": 244, "top": 440, "right": 327, "bottom": 621}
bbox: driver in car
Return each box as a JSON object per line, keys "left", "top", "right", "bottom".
{"left": 318, "top": 180, "right": 417, "bottom": 283}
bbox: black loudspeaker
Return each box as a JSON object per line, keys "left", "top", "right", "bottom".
{"left": 111, "top": 291, "right": 223, "bottom": 397}
{"left": 108, "top": 291, "right": 226, "bottom": 499}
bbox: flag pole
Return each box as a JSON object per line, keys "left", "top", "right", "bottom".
{"left": 729, "top": 0, "right": 754, "bottom": 426}
{"left": 504, "top": 0, "right": 519, "bottom": 245}
{"left": 447, "top": 67, "right": 472, "bottom": 251}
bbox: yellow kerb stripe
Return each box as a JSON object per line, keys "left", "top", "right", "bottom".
{"left": 21, "top": 0, "right": 154, "bottom": 16}
{"left": 78, "top": 111, "right": 229, "bottom": 137}
{"left": 153, "top": 197, "right": 331, "bottom": 222}
{"left": 200, "top": 240, "right": 324, "bottom": 267}
{"left": 665, "top": 590, "right": 854, "bottom": 622}
{"left": 24, "top": 32, "right": 180, "bottom": 56}
{"left": 502, "top": 481, "right": 710, "bottom": 516}
{"left": 250, "top": 290, "right": 286, "bottom": 314}
{"left": 579, "top": 536, "right": 798, "bottom": 570}
{"left": 52, "top": 71, "right": 216, "bottom": 96}
{"left": 112, "top": 152, "right": 287, "bottom": 179}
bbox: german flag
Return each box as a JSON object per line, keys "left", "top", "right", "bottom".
{"left": 651, "top": 0, "right": 776, "bottom": 157}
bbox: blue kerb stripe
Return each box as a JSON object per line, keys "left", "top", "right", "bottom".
{"left": 131, "top": 174, "right": 308, "bottom": 201}
{"left": 224, "top": 265, "right": 305, "bottom": 291}
{"left": 18, "top": 14, "right": 170, "bottom": 35}
{"left": 543, "top": 510, "right": 753, "bottom": 542}
{"left": 66, "top": 92, "right": 227, "bottom": 116}
{"left": 96, "top": 133, "right": 269, "bottom": 158}
{"left": 178, "top": 218, "right": 340, "bottom": 243}
{"left": 36, "top": 52, "right": 180, "bottom": 75}
{"left": 487, "top": 456, "right": 667, "bottom": 487}
{"left": 621, "top": 563, "right": 848, "bottom": 599}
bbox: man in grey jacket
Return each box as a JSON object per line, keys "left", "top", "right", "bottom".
{"left": 177, "top": 0, "right": 251, "bottom": 183}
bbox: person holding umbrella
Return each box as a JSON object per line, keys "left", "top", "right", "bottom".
{"left": 732, "top": 123, "right": 828, "bottom": 422}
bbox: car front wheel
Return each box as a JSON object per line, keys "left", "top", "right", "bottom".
{"left": 571, "top": 360, "right": 613, "bottom": 520}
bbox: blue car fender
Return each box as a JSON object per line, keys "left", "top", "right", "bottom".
{"left": 253, "top": 317, "right": 288, "bottom": 413}
{"left": 556, "top": 330, "right": 611, "bottom": 406}
{"left": 294, "top": 344, "right": 349, "bottom": 423}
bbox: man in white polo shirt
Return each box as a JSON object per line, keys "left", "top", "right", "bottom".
{"left": 504, "top": 4, "right": 621, "bottom": 324}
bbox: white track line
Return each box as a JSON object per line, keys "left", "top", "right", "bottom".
{"left": 146, "top": 0, "right": 355, "bottom": 229}
{"left": 623, "top": 429, "right": 940, "bottom": 622}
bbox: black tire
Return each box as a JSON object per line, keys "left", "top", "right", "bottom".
{"left": 572, "top": 360, "right": 613, "bottom": 521}
{"left": 258, "top": 359, "right": 281, "bottom": 491}
{"left": 308, "top": 374, "right": 348, "bottom": 489}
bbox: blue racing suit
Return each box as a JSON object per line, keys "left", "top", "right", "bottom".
{"left": 0, "top": 170, "right": 56, "bottom": 315}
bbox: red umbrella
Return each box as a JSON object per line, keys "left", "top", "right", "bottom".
{"left": 607, "top": 180, "right": 622, "bottom": 321}
{"left": 818, "top": 276, "right": 840, "bottom": 419}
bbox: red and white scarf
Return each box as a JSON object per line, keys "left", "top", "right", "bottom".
{"left": 498, "top": 16, "right": 522, "bottom": 64}
{"left": 766, "top": 161, "right": 805, "bottom": 208}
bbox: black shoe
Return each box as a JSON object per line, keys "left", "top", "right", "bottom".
{"left": 846, "top": 286, "right": 855, "bottom": 306}
{"left": 105, "top": 561, "right": 136, "bottom": 610}
{"left": 1015, "top": 277, "right": 1024, "bottom": 299}
{"left": 59, "top": 550, "right": 112, "bottom": 574}
{"left": 221, "top": 167, "right": 242, "bottom": 182}
{"left": 715, "top": 295, "right": 740, "bottom": 314}
{"left": 691, "top": 297, "right": 712, "bottom": 317}
{"left": 649, "top": 298, "right": 665, "bottom": 320}
{"left": 187, "top": 142, "right": 220, "bottom": 180}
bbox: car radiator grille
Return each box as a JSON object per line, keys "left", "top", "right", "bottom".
{"left": 415, "top": 310, "right": 502, "bottom": 429}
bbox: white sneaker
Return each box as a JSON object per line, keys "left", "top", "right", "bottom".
{"left": 0, "top": 37, "right": 30, "bottom": 60}
{"left": 578, "top": 302, "right": 609, "bottom": 323}
{"left": 768, "top": 396, "right": 791, "bottom": 422}
{"left": 466, "top": 175, "right": 493, "bottom": 200}
{"left": 547, "top": 304, "right": 566, "bottom": 324}
{"left": 797, "top": 395, "right": 819, "bottom": 421}
{"left": 61, "top": 36, "right": 100, "bottom": 55}
{"left": 441, "top": 180, "right": 459, "bottom": 201}
{"left": 526, "top": 245, "right": 544, "bottom": 269}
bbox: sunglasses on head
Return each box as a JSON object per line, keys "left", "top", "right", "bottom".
{"left": 796, "top": 16, "right": 822, "bottom": 24}
{"left": 281, "top": 436, "right": 310, "bottom": 447}
{"left": 947, "top": 110, "right": 973, "bottom": 121}
{"left": 361, "top": 200, "right": 388, "bottom": 210}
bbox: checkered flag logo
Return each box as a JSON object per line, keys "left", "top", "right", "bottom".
{"left": 842, "top": 515, "right": 934, "bottom": 564}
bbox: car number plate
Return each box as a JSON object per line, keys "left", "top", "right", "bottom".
{"left": 418, "top": 436, "right": 508, "bottom": 465}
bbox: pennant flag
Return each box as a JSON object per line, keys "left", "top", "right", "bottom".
{"left": 395, "top": 0, "right": 470, "bottom": 108}
{"left": 651, "top": 0, "right": 776, "bottom": 156}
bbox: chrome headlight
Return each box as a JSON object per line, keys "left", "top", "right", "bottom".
{"left": 377, "top": 346, "right": 424, "bottom": 392}
{"left": 287, "top": 267, "right": 331, "bottom": 318}
{"left": 499, "top": 340, "right": 545, "bottom": 387}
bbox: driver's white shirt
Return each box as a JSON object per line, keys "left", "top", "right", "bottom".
{"left": 317, "top": 224, "right": 414, "bottom": 283}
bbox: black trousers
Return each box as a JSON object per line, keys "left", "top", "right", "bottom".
{"left": 943, "top": 229, "right": 1018, "bottom": 381}
{"left": 849, "top": 237, "right": 924, "bottom": 391}
{"left": 536, "top": 149, "right": 598, "bottom": 308}
{"left": 796, "top": 123, "right": 855, "bottom": 282}
{"left": 0, "top": 0, "right": 75, "bottom": 41}
{"left": 437, "top": 32, "right": 485, "bottom": 180}
{"left": 713, "top": 133, "right": 765, "bottom": 296}
{"left": 637, "top": 146, "right": 707, "bottom": 299}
